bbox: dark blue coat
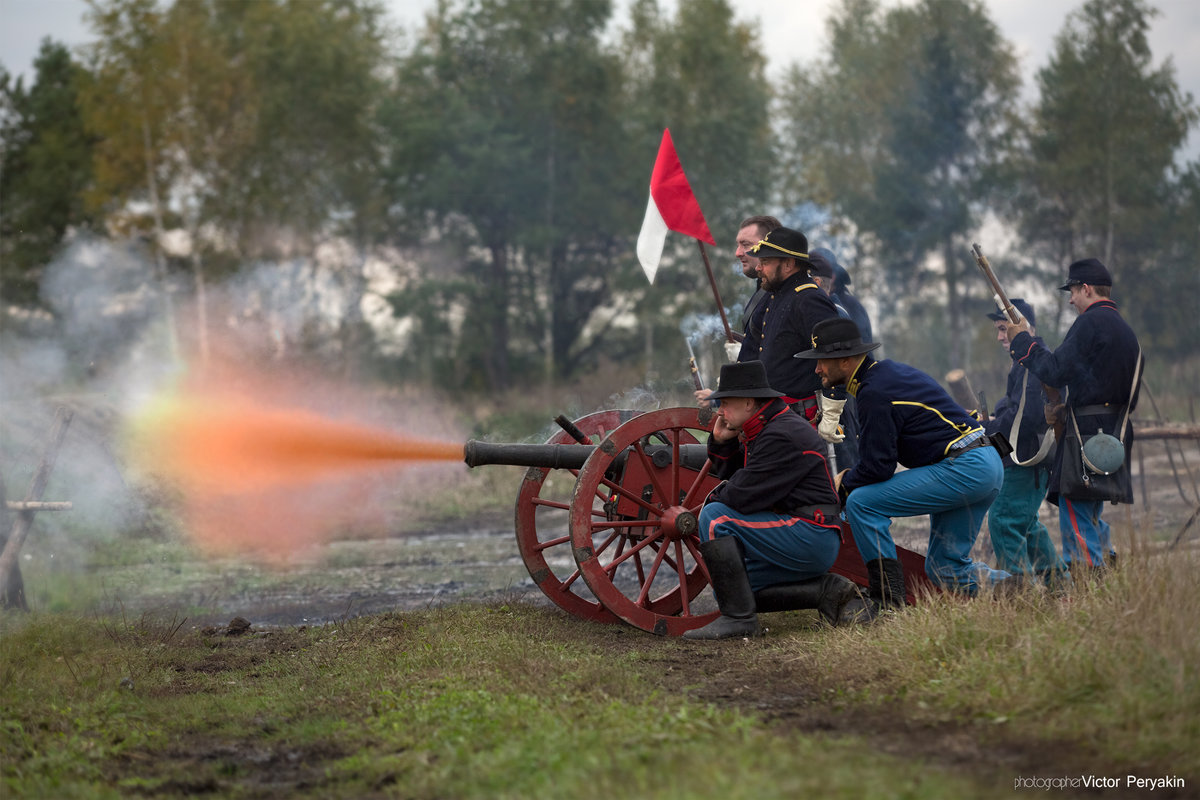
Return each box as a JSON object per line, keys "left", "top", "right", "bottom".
{"left": 707, "top": 398, "right": 839, "bottom": 515}
{"left": 1008, "top": 299, "right": 1140, "bottom": 503}
{"left": 984, "top": 336, "right": 1050, "bottom": 467}
{"left": 737, "top": 271, "right": 839, "bottom": 400}
{"left": 833, "top": 290, "right": 873, "bottom": 343}
{"left": 843, "top": 355, "right": 985, "bottom": 493}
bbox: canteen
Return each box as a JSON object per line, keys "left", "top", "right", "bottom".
{"left": 1082, "top": 430, "right": 1125, "bottom": 475}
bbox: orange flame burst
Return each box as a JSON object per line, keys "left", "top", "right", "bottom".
{"left": 128, "top": 361, "right": 464, "bottom": 561}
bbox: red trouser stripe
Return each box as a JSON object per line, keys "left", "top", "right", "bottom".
{"left": 1063, "top": 498, "right": 1094, "bottom": 567}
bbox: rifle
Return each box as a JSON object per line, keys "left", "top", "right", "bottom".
{"left": 969, "top": 243, "right": 1065, "bottom": 440}
{"left": 685, "top": 338, "right": 705, "bottom": 392}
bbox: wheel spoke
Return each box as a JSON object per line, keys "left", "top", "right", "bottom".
{"left": 673, "top": 540, "right": 691, "bottom": 615}
{"left": 534, "top": 533, "right": 570, "bottom": 551}
{"left": 634, "top": 540, "right": 670, "bottom": 607}
{"left": 601, "top": 530, "right": 661, "bottom": 576}
{"left": 681, "top": 459, "right": 715, "bottom": 507}
{"left": 596, "top": 474, "right": 660, "bottom": 517}
{"left": 531, "top": 497, "right": 570, "bottom": 511}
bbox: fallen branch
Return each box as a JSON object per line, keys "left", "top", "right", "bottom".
{"left": 5, "top": 502, "right": 72, "bottom": 511}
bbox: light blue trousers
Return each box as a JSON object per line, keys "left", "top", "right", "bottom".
{"left": 1058, "top": 497, "right": 1115, "bottom": 567}
{"left": 844, "top": 447, "right": 1009, "bottom": 595}
{"left": 698, "top": 502, "right": 841, "bottom": 593}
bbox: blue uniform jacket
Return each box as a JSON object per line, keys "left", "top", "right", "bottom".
{"left": 834, "top": 290, "right": 873, "bottom": 344}
{"left": 737, "top": 272, "right": 839, "bottom": 400}
{"left": 842, "top": 355, "right": 984, "bottom": 493}
{"left": 1008, "top": 299, "right": 1140, "bottom": 503}
{"left": 984, "top": 336, "right": 1050, "bottom": 466}
{"left": 707, "top": 398, "right": 839, "bottom": 516}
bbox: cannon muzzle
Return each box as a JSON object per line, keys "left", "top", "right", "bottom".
{"left": 464, "top": 439, "right": 710, "bottom": 471}
{"left": 464, "top": 440, "right": 596, "bottom": 469}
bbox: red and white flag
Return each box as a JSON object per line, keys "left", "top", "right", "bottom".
{"left": 636, "top": 129, "right": 716, "bottom": 283}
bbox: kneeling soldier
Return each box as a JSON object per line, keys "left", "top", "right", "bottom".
{"left": 685, "top": 360, "right": 858, "bottom": 640}
{"left": 795, "top": 319, "right": 1013, "bottom": 618}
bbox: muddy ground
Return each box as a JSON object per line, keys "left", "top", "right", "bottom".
{"left": 75, "top": 440, "right": 1199, "bottom": 631}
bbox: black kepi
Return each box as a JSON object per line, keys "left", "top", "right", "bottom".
{"left": 708, "top": 360, "right": 784, "bottom": 400}
{"left": 746, "top": 227, "right": 812, "bottom": 264}
{"left": 1058, "top": 258, "right": 1112, "bottom": 291}
{"left": 793, "top": 318, "right": 881, "bottom": 360}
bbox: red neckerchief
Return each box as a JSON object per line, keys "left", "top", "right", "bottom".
{"left": 740, "top": 398, "right": 789, "bottom": 443}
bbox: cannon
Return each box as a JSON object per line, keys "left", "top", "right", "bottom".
{"left": 464, "top": 407, "right": 934, "bottom": 636}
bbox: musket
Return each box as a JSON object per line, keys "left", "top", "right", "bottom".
{"left": 685, "top": 337, "right": 705, "bottom": 392}
{"left": 969, "top": 242, "right": 1064, "bottom": 439}
{"left": 969, "top": 243, "right": 1020, "bottom": 325}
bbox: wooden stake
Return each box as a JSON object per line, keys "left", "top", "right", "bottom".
{"left": 0, "top": 407, "right": 74, "bottom": 606}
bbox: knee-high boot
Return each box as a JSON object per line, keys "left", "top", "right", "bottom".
{"left": 753, "top": 572, "right": 861, "bottom": 626}
{"left": 683, "top": 536, "right": 761, "bottom": 640}
{"left": 842, "top": 558, "right": 907, "bottom": 623}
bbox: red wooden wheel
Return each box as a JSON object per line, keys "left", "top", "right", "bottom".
{"left": 569, "top": 407, "right": 722, "bottom": 635}
{"left": 514, "top": 410, "right": 642, "bottom": 623}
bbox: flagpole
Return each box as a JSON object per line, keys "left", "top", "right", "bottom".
{"left": 697, "top": 241, "right": 742, "bottom": 344}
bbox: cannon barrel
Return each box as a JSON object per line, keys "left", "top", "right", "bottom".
{"left": 464, "top": 440, "right": 711, "bottom": 471}
{"left": 465, "top": 440, "right": 596, "bottom": 469}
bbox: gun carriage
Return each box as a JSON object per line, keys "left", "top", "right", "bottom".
{"left": 465, "top": 406, "right": 935, "bottom": 636}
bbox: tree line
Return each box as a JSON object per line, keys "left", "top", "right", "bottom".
{"left": 1, "top": 0, "right": 1196, "bottom": 393}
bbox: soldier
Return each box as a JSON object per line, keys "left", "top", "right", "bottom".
{"left": 982, "top": 299, "right": 1067, "bottom": 585}
{"left": 795, "top": 318, "right": 1012, "bottom": 618}
{"left": 694, "top": 215, "right": 781, "bottom": 406}
{"left": 734, "top": 215, "right": 782, "bottom": 341}
{"left": 823, "top": 250, "right": 873, "bottom": 345}
{"left": 806, "top": 247, "right": 860, "bottom": 470}
{"left": 738, "top": 227, "right": 840, "bottom": 422}
{"left": 1002, "top": 259, "right": 1141, "bottom": 571}
{"left": 685, "top": 360, "right": 857, "bottom": 640}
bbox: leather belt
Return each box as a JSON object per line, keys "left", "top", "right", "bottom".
{"left": 783, "top": 394, "right": 818, "bottom": 411}
{"left": 946, "top": 435, "right": 992, "bottom": 459}
{"left": 1074, "top": 404, "right": 1122, "bottom": 416}
{"left": 791, "top": 503, "right": 843, "bottom": 524}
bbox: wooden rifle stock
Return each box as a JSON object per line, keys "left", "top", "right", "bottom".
{"left": 969, "top": 242, "right": 1064, "bottom": 441}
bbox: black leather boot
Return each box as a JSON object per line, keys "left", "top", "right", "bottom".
{"left": 753, "top": 572, "right": 861, "bottom": 626}
{"left": 683, "top": 537, "right": 761, "bottom": 640}
{"left": 847, "top": 558, "right": 907, "bottom": 622}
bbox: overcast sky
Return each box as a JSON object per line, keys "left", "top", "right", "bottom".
{"left": 3, "top": 0, "right": 1197, "bottom": 160}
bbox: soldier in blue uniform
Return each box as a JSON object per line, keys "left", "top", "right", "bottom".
{"left": 685, "top": 360, "right": 858, "bottom": 640}
{"left": 795, "top": 318, "right": 1012, "bottom": 617}
{"left": 982, "top": 299, "right": 1067, "bottom": 584}
{"left": 1002, "top": 259, "right": 1141, "bottom": 570}
{"left": 826, "top": 252, "right": 873, "bottom": 345}
{"left": 738, "top": 228, "right": 840, "bottom": 422}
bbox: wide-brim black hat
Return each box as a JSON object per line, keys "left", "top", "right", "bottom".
{"left": 793, "top": 318, "right": 881, "bottom": 360}
{"left": 746, "top": 227, "right": 811, "bottom": 264}
{"left": 708, "top": 360, "right": 784, "bottom": 400}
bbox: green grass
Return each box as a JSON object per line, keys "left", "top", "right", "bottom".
{"left": 3, "top": 603, "right": 1018, "bottom": 800}
{"left": 786, "top": 549, "right": 1199, "bottom": 775}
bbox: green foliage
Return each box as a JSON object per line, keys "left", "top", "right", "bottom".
{"left": 0, "top": 41, "right": 97, "bottom": 309}
{"left": 779, "top": 0, "right": 1023, "bottom": 372}
{"left": 1017, "top": 0, "right": 1199, "bottom": 358}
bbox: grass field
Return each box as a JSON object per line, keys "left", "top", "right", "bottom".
{"left": 2, "top": 544, "right": 1196, "bottom": 799}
